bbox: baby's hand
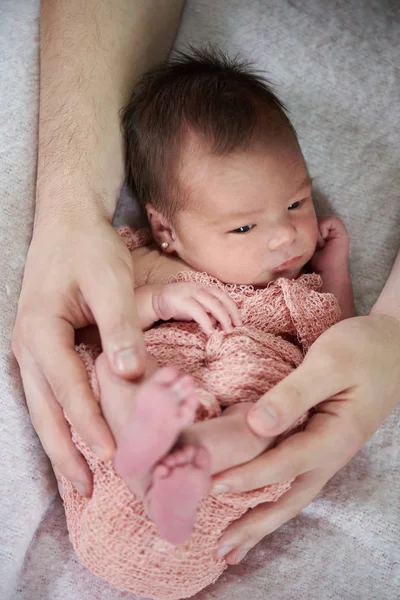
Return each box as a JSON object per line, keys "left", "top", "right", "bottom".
{"left": 153, "top": 283, "right": 242, "bottom": 335}
{"left": 311, "top": 215, "right": 350, "bottom": 276}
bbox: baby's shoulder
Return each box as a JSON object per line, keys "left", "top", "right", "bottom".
{"left": 118, "top": 226, "right": 194, "bottom": 287}
{"left": 131, "top": 245, "right": 195, "bottom": 287}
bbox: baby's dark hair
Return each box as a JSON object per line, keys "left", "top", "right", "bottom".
{"left": 122, "top": 46, "right": 299, "bottom": 218}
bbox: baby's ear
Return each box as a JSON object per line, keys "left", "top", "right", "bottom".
{"left": 146, "top": 204, "right": 175, "bottom": 251}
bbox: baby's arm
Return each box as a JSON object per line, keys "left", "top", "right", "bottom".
{"left": 135, "top": 282, "right": 242, "bottom": 334}
{"left": 131, "top": 245, "right": 240, "bottom": 332}
{"left": 311, "top": 216, "right": 355, "bottom": 319}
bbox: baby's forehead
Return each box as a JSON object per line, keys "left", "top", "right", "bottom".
{"left": 175, "top": 152, "right": 311, "bottom": 225}
{"left": 177, "top": 133, "right": 308, "bottom": 189}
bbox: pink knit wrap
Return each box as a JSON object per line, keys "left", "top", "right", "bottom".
{"left": 61, "top": 228, "right": 340, "bottom": 600}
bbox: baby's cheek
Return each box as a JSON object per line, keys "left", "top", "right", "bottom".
{"left": 307, "top": 218, "right": 319, "bottom": 252}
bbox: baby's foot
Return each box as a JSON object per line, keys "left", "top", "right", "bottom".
{"left": 114, "top": 367, "right": 198, "bottom": 480}
{"left": 146, "top": 445, "right": 211, "bottom": 545}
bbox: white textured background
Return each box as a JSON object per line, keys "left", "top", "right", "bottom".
{"left": 0, "top": 1, "right": 399, "bottom": 599}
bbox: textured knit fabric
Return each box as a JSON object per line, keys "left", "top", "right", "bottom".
{"left": 2, "top": 2, "right": 400, "bottom": 600}
{"left": 60, "top": 228, "right": 340, "bottom": 600}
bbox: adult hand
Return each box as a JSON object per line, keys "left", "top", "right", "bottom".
{"left": 211, "top": 314, "right": 400, "bottom": 565}
{"left": 12, "top": 214, "right": 146, "bottom": 496}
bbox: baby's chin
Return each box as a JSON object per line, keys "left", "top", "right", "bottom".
{"left": 271, "top": 266, "right": 304, "bottom": 281}
{"left": 217, "top": 267, "right": 303, "bottom": 288}
{"left": 255, "top": 265, "right": 305, "bottom": 287}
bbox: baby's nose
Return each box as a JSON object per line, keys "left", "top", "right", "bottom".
{"left": 267, "top": 224, "right": 296, "bottom": 251}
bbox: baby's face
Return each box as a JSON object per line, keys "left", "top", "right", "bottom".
{"left": 170, "top": 144, "right": 318, "bottom": 287}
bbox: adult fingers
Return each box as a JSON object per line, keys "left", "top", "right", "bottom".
{"left": 216, "top": 470, "right": 329, "bottom": 565}
{"left": 211, "top": 409, "right": 360, "bottom": 494}
{"left": 25, "top": 316, "right": 115, "bottom": 462}
{"left": 83, "top": 258, "right": 146, "bottom": 379}
{"left": 18, "top": 353, "right": 93, "bottom": 495}
{"left": 246, "top": 338, "right": 349, "bottom": 437}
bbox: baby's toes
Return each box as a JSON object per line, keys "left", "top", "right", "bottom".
{"left": 194, "top": 447, "right": 211, "bottom": 469}
{"left": 153, "top": 366, "right": 181, "bottom": 386}
{"left": 163, "top": 446, "right": 196, "bottom": 468}
{"left": 179, "top": 374, "right": 196, "bottom": 398}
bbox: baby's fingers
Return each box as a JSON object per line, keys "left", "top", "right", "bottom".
{"left": 195, "top": 290, "right": 235, "bottom": 332}
{"left": 182, "top": 298, "right": 216, "bottom": 335}
{"left": 207, "top": 288, "right": 242, "bottom": 327}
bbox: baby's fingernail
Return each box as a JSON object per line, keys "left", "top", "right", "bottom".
{"left": 216, "top": 545, "right": 234, "bottom": 560}
{"left": 57, "top": 481, "right": 63, "bottom": 497}
{"left": 72, "top": 481, "right": 86, "bottom": 496}
{"left": 114, "top": 347, "right": 140, "bottom": 373}
{"left": 234, "top": 546, "right": 250, "bottom": 564}
{"left": 211, "top": 483, "right": 231, "bottom": 495}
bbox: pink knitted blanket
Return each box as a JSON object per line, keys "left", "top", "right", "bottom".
{"left": 61, "top": 228, "right": 340, "bottom": 600}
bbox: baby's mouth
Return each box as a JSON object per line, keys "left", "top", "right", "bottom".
{"left": 273, "top": 255, "right": 303, "bottom": 272}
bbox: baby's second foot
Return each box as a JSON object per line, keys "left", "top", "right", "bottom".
{"left": 114, "top": 367, "right": 198, "bottom": 479}
{"left": 146, "top": 445, "right": 211, "bottom": 545}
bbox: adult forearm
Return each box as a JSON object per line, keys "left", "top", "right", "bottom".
{"left": 370, "top": 249, "right": 400, "bottom": 321}
{"left": 36, "top": 0, "right": 184, "bottom": 223}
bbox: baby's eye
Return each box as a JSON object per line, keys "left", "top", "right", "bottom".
{"left": 231, "top": 224, "right": 255, "bottom": 234}
{"left": 288, "top": 199, "right": 305, "bottom": 210}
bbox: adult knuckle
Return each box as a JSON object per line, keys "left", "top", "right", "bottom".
{"left": 308, "top": 342, "right": 338, "bottom": 371}
{"left": 51, "top": 453, "right": 78, "bottom": 481}
{"left": 343, "top": 426, "right": 364, "bottom": 459}
{"left": 272, "top": 447, "right": 300, "bottom": 480}
{"left": 12, "top": 311, "right": 36, "bottom": 355}
{"left": 49, "top": 452, "right": 68, "bottom": 476}
{"left": 27, "top": 406, "right": 45, "bottom": 435}
{"left": 54, "top": 379, "right": 91, "bottom": 417}
{"left": 112, "top": 253, "right": 134, "bottom": 278}
{"left": 278, "top": 384, "right": 305, "bottom": 416}
{"left": 329, "top": 426, "right": 363, "bottom": 469}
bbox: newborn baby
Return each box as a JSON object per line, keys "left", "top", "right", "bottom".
{"left": 63, "top": 47, "right": 353, "bottom": 600}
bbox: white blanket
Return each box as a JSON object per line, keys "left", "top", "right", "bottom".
{"left": 1, "top": 1, "right": 399, "bottom": 598}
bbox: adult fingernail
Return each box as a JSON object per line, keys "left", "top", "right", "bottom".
{"left": 73, "top": 481, "right": 86, "bottom": 496}
{"left": 250, "top": 405, "right": 278, "bottom": 432}
{"left": 91, "top": 445, "right": 110, "bottom": 461}
{"left": 211, "top": 483, "right": 231, "bottom": 495}
{"left": 234, "top": 546, "right": 250, "bottom": 564}
{"left": 114, "top": 347, "right": 140, "bottom": 373}
{"left": 216, "top": 545, "right": 234, "bottom": 560}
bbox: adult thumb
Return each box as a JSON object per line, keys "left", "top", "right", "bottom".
{"left": 85, "top": 262, "right": 146, "bottom": 379}
{"left": 247, "top": 344, "right": 345, "bottom": 437}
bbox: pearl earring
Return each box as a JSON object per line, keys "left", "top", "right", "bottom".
{"left": 161, "top": 241, "right": 169, "bottom": 251}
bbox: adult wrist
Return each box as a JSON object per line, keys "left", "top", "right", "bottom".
{"left": 34, "top": 175, "right": 119, "bottom": 230}
{"left": 369, "top": 303, "right": 400, "bottom": 324}
{"left": 369, "top": 251, "right": 400, "bottom": 322}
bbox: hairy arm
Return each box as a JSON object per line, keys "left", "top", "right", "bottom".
{"left": 37, "top": 0, "right": 185, "bottom": 223}
{"left": 13, "top": 0, "right": 185, "bottom": 496}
